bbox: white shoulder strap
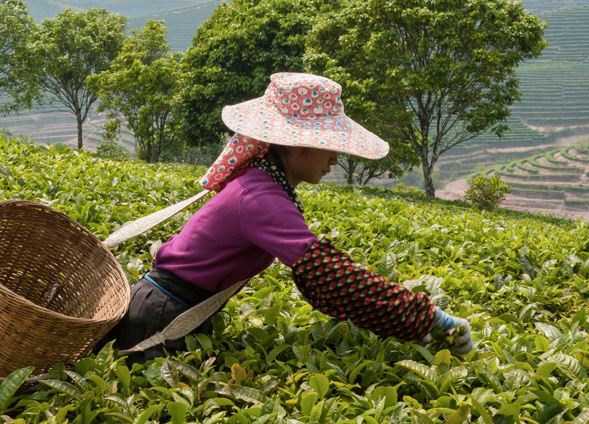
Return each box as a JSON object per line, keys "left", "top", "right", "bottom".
{"left": 102, "top": 188, "right": 242, "bottom": 355}
{"left": 118, "top": 279, "right": 245, "bottom": 356}
{"left": 103, "top": 189, "right": 210, "bottom": 249}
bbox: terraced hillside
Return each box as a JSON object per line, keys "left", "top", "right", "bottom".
{"left": 24, "top": 0, "right": 215, "bottom": 23}
{"left": 401, "top": 3, "right": 589, "bottom": 191}
{"left": 126, "top": 0, "right": 224, "bottom": 52}
{"left": 511, "top": 6, "right": 589, "bottom": 128}
{"left": 0, "top": 110, "right": 136, "bottom": 154}
{"left": 523, "top": 0, "right": 589, "bottom": 13}
{"left": 440, "top": 140, "right": 589, "bottom": 221}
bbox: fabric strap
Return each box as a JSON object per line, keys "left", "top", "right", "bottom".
{"left": 103, "top": 189, "right": 211, "bottom": 249}
{"left": 104, "top": 150, "right": 304, "bottom": 355}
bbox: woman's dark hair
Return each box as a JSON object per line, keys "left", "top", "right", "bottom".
{"left": 268, "top": 144, "right": 290, "bottom": 173}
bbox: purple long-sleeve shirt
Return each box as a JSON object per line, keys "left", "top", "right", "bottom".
{"left": 154, "top": 167, "right": 318, "bottom": 293}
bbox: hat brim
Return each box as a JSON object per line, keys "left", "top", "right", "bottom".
{"left": 222, "top": 97, "right": 389, "bottom": 160}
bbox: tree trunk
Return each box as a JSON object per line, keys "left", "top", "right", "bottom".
{"left": 423, "top": 165, "right": 436, "bottom": 199}
{"left": 345, "top": 159, "right": 356, "bottom": 185}
{"left": 76, "top": 114, "right": 84, "bottom": 150}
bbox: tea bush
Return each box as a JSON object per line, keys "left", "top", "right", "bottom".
{"left": 465, "top": 174, "right": 512, "bottom": 211}
{"left": 1, "top": 136, "right": 589, "bottom": 423}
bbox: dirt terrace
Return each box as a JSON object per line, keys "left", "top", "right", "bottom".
{"left": 438, "top": 177, "right": 588, "bottom": 223}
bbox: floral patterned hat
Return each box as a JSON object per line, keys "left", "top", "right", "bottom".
{"left": 200, "top": 72, "right": 389, "bottom": 192}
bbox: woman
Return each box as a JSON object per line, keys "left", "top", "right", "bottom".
{"left": 109, "top": 73, "right": 473, "bottom": 364}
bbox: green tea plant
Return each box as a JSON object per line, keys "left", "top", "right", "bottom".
{"left": 1, "top": 136, "right": 589, "bottom": 423}
{"left": 465, "top": 174, "right": 512, "bottom": 211}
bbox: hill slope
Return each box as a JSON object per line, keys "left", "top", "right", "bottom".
{"left": 438, "top": 138, "right": 589, "bottom": 222}
{"left": 24, "top": 0, "right": 214, "bottom": 22}
{"left": 126, "top": 0, "right": 224, "bottom": 51}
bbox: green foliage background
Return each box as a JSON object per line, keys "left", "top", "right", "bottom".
{"left": 1, "top": 135, "right": 589, "bottom": 423}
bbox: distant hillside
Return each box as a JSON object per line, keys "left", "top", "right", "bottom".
{"left": 522, "top": 0, "right": 589, "bottom": 14}
{"left": 437, "top": 138, "right": 589, "bottom": 221}
{"left": 429, "top": 3, "right": 589, "bottom": 187}
{"left": 24, "top": 0, "right": 72, "bottom": 22}
{"left": 511, "top": 5, "right": 589, "bottom": 128}
{"left": 127, "top": 0, "right": 225, "bottom": 52}
{"left": 24, "top": 0, "right": 214, "bottom": 22}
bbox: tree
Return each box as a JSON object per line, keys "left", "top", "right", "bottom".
{"left": 0, "top": 0, "right": 39, "bottom": 114}
{"left": 178, "top": 0, "right": 341, "bottom": 147}
{"left": 180, "top": 0, "right": 419, "bottom": 186}
{"left": 89, "top": 21, "right": 183, "bottom": 163}
{"left": 305, "top": 0, "right": 547, "bottom": 198}
{"left": 30, "top": 8, "right": 126, "bottom": 149}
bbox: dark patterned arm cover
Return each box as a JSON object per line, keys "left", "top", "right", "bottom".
{"left": 291, "top": 238, "right": 436, "bottom": 341}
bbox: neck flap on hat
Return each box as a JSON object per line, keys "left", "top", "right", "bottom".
{"left": 200, "top": 133, "right": 270, "bottom": 192}
{"left": 249, "top": 157, "right": 304, "bottom": 213}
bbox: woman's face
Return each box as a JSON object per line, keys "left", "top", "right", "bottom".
{"left": 283, "top": 147, "right": 338, "bottom": 187}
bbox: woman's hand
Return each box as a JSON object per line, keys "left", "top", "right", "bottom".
{"left": 423, "top": 307, "right": 473, "bottom": 355}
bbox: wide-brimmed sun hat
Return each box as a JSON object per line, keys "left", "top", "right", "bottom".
{"left": 200, "top": 72, "right": 389, "bottom": 192}
{"left": 222, "top": 72, "right": 389, "bottom": 159}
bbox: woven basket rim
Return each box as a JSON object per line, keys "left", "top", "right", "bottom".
{"left": 0, "top": 199, "right": 130, "bottom": 322}
{"left": 0, "top": 198, "right": 111, "bottom": 246}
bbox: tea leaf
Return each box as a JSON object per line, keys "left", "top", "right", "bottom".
{"left": 136, "top": 405, "right": 164, "bottom": 424}
{"left": 474, "top": 366, "right": 502, "bottom": 393}
{"left": 0, "top": 367, "right": 34, "bottom": 413}
{"left": 495, "top": 403, "right": 521, "bottom": 419}
{"left": 310, "top": 373, "right": 330, "bottom": 398}
{"left": 531, "top": 403, "right": 567, "bottom": 424}
{"left": 552, "top": 353, "right": 588, "bottom": 381}
{"left": 301, "top": 392, "right": 318, "bottom": 416}
{"left": 162, "top": 359, "right": 180, "bottom": 388}
{"left": 40, "top": 380, "right": 82, "bottom": 397}
{"left": 412, "top": 410, "right": 435, "bottom": 424}
{"left": 446, "top": 404, "right": 470, "bottom": 424}
{"left": 167, "top": 401, "right": 188, "bottom": 424}
{"left": 535, "top": 323, "right": 565, "bottom": 343}
{"left": 439, "top": 367, "right": 468, "bottom": 395}
{"left": 372, "top": 386, "right": 397, "bottom": 409}
{"left": 468, "top": 395, "right": 493, "bottom": 424}
{"left": 572, "top": 408, "right": 589, "bottom": 424}
{"left": 115, "top": 365, "right": 131, "bottom": 390}
{"left": 233, "top": 387, "right": 266, "bottom": 406}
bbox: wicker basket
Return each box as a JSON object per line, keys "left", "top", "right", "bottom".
{"left": 0, "top": 200, "right": 130, "bottom": 377}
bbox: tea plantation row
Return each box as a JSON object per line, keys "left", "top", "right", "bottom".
{"left": 1, "top": 136, "right": 589, "bottom": 423}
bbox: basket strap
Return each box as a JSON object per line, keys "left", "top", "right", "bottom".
{"left": 101, "top": 187, "right": 241, "bottom": 355}
{"left": 103, "top": 189, "right": 211, "bottom": 249}
{"left": 118, "top": 278, "right": 245, "bottom": 356}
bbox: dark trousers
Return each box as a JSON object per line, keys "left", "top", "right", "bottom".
{"left": 105, "top": 268, "right": 215, "bottom": 365}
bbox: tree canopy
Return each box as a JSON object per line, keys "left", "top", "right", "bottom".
{"left": 30, "top": 8, "right": 126, "bottom": 149}
{"left": 89, "top": 21, "right": 182, "bottom": 163}
{"left": 0, "top": 0, "right": 38, "bottom": 114}
{"left": 305, "top": 0, "right": 547, "bottom": 197}
{"left": 178, "top": 0, "right": 340, "bottom": 147}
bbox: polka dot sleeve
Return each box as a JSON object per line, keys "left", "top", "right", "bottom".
{"left": 291, "top": 238, "right": 436, "bottom": 341}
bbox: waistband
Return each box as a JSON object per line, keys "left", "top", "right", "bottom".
{"left": 144, "top": 267, "right": 213, "bottom": 307}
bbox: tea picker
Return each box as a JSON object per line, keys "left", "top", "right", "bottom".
{"left": 103, "top": 72, "right": 473, "bottom": 362}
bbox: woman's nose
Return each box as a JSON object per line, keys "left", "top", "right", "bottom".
{"left": 330, "top": 152, "right": 338, "bottom": 165}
